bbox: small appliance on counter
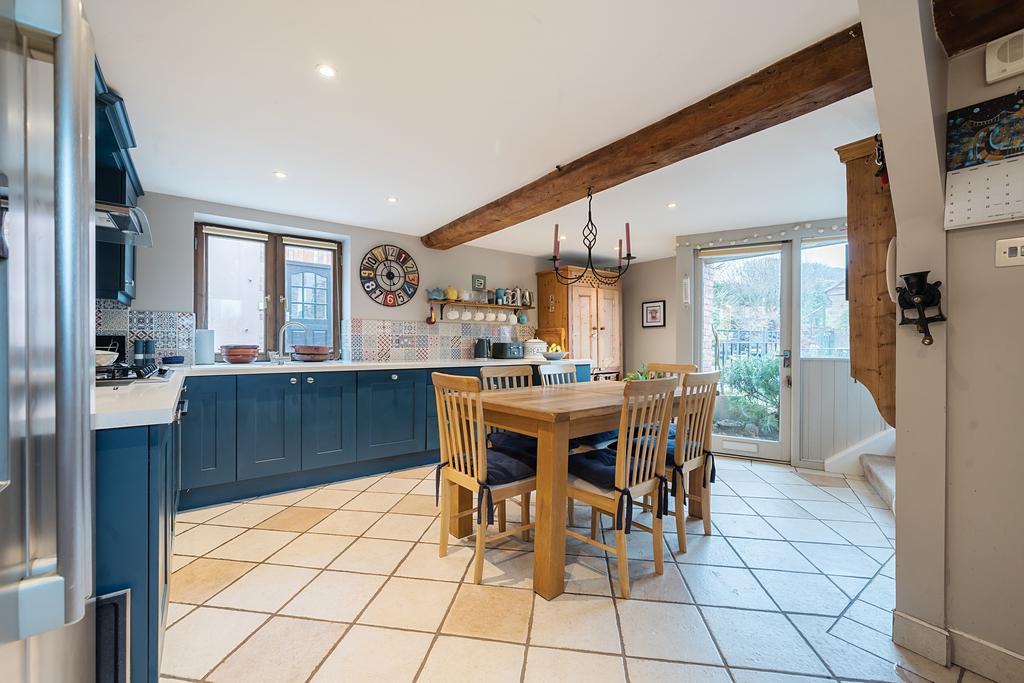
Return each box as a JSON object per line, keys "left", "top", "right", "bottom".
{"left": 491, "top": 341, "right": 524, "bottom": 359}
{"left": 195, "top": 328, "right": 216, "bottom": 364}
{"left": 523, "top": 338, "right": 547, "bottom": 359}
{"left": 473, "top": 338, "right": 491, "bottom": 359}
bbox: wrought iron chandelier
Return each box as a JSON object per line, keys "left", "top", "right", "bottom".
{"left": 549, "top": 187, "right": 634, "bottom": 285}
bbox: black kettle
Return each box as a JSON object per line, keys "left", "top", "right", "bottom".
{"left": 473, "top": 338, "right": 491, "bottom": 359}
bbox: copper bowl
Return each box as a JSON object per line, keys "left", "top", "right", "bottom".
{"left": 220, "top": 344, "right": 259, "bottom": 364}
{"left": 291, "top": 352, "right": 332, "bottom": 362}
{"left": 292, "top": 345, "right": 332, "bottom": 355}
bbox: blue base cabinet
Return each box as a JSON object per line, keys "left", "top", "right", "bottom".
{"left": 301, "top": 371, "right": 358, "bottom": 469}
{"left": 356, "top": 369, "right": 426, "bottom": 460}
{"left": 179, "top": 375, "right": 236, "bottom": 489}
{"left": 236, "top": 374, "right": 302, "bottom": 480}
{"left": 96, "top": 422, "right": 177, "bottom": 683}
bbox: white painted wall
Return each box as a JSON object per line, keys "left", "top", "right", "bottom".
{"left": 135, "top": 192, "right": 541, "bottom": 324}
{"left": 622, "top": 257, "right": 677, "bottom": 373}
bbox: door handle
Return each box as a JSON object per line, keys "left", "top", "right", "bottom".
{"left": 306, "top": 377, "right": 314, "bottom": 384}
{"left": 290, "top": 377, "right": 298, "bottom": 384}
{"left": 391, "top": 374, "right": 399, "bottom": 380}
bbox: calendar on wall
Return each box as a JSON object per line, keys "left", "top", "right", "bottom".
{"left": 944, "top": 157, "right": 1024, "bottom": 230}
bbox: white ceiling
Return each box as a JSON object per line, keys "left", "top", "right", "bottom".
{"left": 85, "top": 0, "right": 866, "bottom": 260}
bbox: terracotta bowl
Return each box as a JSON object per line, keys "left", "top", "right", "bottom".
{"left": 220, "top": 344, "right": 259, "bottom": 364}
{"left": 292, "top": 345, "right": 332, "bottom": 355}
{"left": 291, "top": 352, "right": 332, "bottom": 362}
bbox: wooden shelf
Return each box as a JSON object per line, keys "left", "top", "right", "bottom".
{"left": 427, "top": 299, "right": 534, "bottom": 311}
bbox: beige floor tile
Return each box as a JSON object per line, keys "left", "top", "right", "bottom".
{"left": 610, "top": 560, "right": 692, "bottom": 602}
{"left": 266, "top": 532, "right": 355, "bottom": 568}
{"left": 176, "top": 502, "right": 240, "bottom": 524}
{"left": 395, "top": 542, "right": 473, "bottom": 581}
{"left": 206, "top": 563, "right": 318, "bottom": 612}
{"left": 205, "top": 529, "right": 299, "bottom": 562}
{"left": 390, "top": 493, "right": 440, "bottom": 516}
{"left": 530, "top": 593, "right": 621, "bottom": 654}
{"left": 173, "top": 524, "right": 244, "bottom": 556}
{"left": 328, "top": 537, "right": 414, "bottom": 574}
{"left": 754, "top": 568, "right": 851, "bottom": 616}
{"left": 422, "top": 518, "right": 477, "bottom": 546}
{"left": 171, "top": 555, "right": 196, "bottom": 572}
{"left": 442, "top": 584, "right": 533, "bottom": 643}
{"left": 298, "top": 488, "right": 360, "bottom": 509}
{"left": 417, "top": 635, "right": 525, "bottom": 683}
{"left": 410, "top": 479, "right": 436, "bottom": 496}
{"left": 165, "top": 602, "right": 195, "bottom": 628}
{"left": 565, "top": 554, "right": 612, "bottom": 595}
{"left": 311, "top": 624, "right": 433, "bottom": 683}
{"left": 253, "top": 487, "right": 320, "bottom": 506}
{"left": 207, "top": 616, "right": 344, "bottom": 683}
{"left": 358, "top": 576, "right": 457, "bottom": 631}
{"left": 617, "top": 600, "right": 721, "bottom": 664}
{"left": 173, "top": 521, "right": 196, "bottom": 535}
{"left": 255, "top": 506, "right": 332, "bottom": 532}
{"left": 678, "top": 564, "right": 775, "bottom": 610}
{"left": 367, "top": 477, "right": 418, "bottom": 494}
{"left": 961, "top": 671, "right": 997, "bottom": 683}
{"left": 206, "top": 502, "right": 286, "bottom": 528}
{"left": 169, "top": 558, "right": 255, "bottom": 604}
{"left": 364, "top": 512, "right": 434, "bottom": 541}
{"left": 160, "top": 607, "right": 267, "bottom": 679}
{"left": 388, "top": 464, "right": 434, "bottom": 479}
{"left": 324, "top": 474, "right": 381, "bottom": 491}
{"left": 703, "top": 607, "right": 825, "bottom": 674}
{"left": 280, "top": 570, "right": 386, "bottom": 622}
{"left": 626, "top": 658, "right": 732, "bottom": 682}
{"left": 475, "top": 549, "right": 535, "bottom": 589}
{"left": 342, "top": 491, "right": 403, "bottom": 512}
{"left": 525, "top": 648, "right": 626, "bottom": 683}
{"left": 730, "top": 672, "right": 833, "bottom": 683}
{"left": 799, "top": 472, "right": 850, "bottom": 487}
{"left": 309, "top": 509, "right": 382, "bottom": 536}
{"left": 673, "top": 534, "right": 745, "bottom": 567}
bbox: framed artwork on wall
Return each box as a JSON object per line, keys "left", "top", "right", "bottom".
{"left": 472, "top": 274, "right": 487, "bottom": 291}
{"left": 642, "top": 300, "right": 666, "bottom": 328}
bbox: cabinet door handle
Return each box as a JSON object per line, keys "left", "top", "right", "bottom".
{"left": 391, "top": 374, "right": 398, "bottom": 380}
{"left": 306, "top": 377, "right": 314, "bottom": 384}
{"left": 290, "top": 377, "right": 298, "bottom": 384}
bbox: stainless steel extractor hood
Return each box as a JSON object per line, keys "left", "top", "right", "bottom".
{"left": 95, "top": 201, "right": 152, "bottom": 247}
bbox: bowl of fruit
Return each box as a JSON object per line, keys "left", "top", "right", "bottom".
{"left": 542, "top": 344, "right": 566, "bottom": 361}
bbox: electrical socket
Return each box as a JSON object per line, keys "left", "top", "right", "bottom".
{"left": 995, "top": 236, "right": 1024, "bottom": 267}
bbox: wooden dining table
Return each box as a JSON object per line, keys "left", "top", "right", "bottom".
{"left": 446, "top": 380, "right": 699, "bottom": 600}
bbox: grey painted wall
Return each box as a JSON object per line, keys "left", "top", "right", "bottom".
{"left": 134, "top": 192, "right": 541, "bottom": 325}
{"left": 622, "top": 257, "right": 677, "bottom": 373}
{"left": 945, "top": 47, "right": 1024, "bottom": 658}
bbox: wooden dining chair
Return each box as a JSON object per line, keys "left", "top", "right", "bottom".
{"left": 479, "top": 365, "right": 535, "bottom": 536}
{"left": 537, "top": 364, "right": 577, "bottom": 386}
{"left": 565, "top": 377, "right": 677, "bottom": 598}
{"left": 664, "top": 371, "right": 720, "bottom": 553}
{"left": 434, "top": 373, "right": 537, "bottom": 583}
{"left": 647, "top": 362, "right": 697, "bottom": 380}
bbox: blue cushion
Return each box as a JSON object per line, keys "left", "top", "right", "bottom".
{"left": 567, "top": 447, "right": 618, "bottom": 490}
{"left": 485, "top": 448, "right": 536, "bottom": 486}
{"left": 489, "top": 431, "right": 538, "bottom": 467}
{"left": 571, "top": 429, "right": 619, "bottom": 450}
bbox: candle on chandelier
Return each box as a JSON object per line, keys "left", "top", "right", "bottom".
{"left": 618, "top": 239, "right": 622, "bottom": 270}
{"left": 625, "top": 222, "right": 631, "bottom": 256}
{"left": 553, "top": 223, "right": 560, "bottom": 258}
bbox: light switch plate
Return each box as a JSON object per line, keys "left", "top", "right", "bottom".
{"left": 995, "top": 236, "right": 1024, "bottom": 267}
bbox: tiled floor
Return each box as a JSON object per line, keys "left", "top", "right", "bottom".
{"left": 161, "top": 457, "right": 985, "bottom": 683}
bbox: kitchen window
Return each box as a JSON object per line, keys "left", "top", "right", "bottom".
{"left": 194, "top": 223, "right": 342, "bottom": 354}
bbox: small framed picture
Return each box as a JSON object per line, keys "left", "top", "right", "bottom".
{"left": 642, "top": 300, "right": 666, "bottom": 328}
{"left": 472, "top": 274, "right": 487, "bottom": 291}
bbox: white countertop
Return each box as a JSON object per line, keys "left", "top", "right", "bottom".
{"left": 93, "top": 358, "right": 590, "bottom": 430}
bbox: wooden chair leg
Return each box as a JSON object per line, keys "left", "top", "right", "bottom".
{"left": 653, "top": 500, "right": 664, "bottom": 575}
{"left": 438, "top": 480, "right": 450, "bottom": 557}
{"left": 674, "top": 489, "right": 687, "bottom": 554}
{"left": 615, "top": 528, "right": 630, "bottom": 599}
{"left": 498, "top": 500, "right": 507, "bottom": 533}
{"left": 521, "top": 492, "right": 531, "bottom": 542}
{"left": 590, "top": 509, "right": 599, "bottom": 540}
{"left": 473, "top": 515, "right": 487, "bottom": 584}
{"left": 567, "top": 498, "right": 575, "bottom": 526}
{"left": 701, "top": 475, "right": 712, "bottom": 536}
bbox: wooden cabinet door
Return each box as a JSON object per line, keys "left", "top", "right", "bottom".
{"left": 301, "top": 372, "right": 358, "bottom": 470}
{"left": 179, "top": 376, "right": 237, "bottom": 489}
{"left": 596, "top": 287, "right": 622, "bottom": 373}
{"left": 568, "top": 285, "right": 598, "bottom": 365}
{"left": 236, "top": 374, "right": 303, "bottom": 480}
{"left": 356, "top": 369, "right": 426, "bottom": 460}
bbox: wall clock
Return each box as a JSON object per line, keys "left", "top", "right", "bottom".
{"left": 359, "top": 244, "right": 419, "bottom": 307}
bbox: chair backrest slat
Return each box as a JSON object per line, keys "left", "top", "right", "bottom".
{"left": 647, "top": 362, "right": 697, "bottom": 381}
{"left": 480, "top": 365, "right": 533, "bottom": 391}
{"left": 674, "top": 371, "right": 720, "bottom": 466}
{"left": 433, "top": 373, "right": 488, "bottom": 481}
{"left": 538, "top": 364, "right": 577, "bottom": 386}
{"left": 612, "top": 377, "right": 677, "bottom": 489}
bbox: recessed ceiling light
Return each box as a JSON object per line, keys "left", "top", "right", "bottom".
{"left": 273, "top": 171, "right": 287, "bottom": 179}
{"left": 386, "top": 196, "right": 398, "bottom": 204}
{"left": 666, "top": 202, "right": 677, "bottom": 209}
{"left": 558, "top": 234, "right": 566, "bottom": 240}
{"left": 316, "top": 64, "right": 337, "bottom": 79}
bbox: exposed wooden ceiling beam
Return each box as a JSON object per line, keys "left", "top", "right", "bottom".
{"left": 932, "top": 0, "right": 1024, "bottom": 57}
{"left": 421, "top": 24, "right": 871, "bottom": 250}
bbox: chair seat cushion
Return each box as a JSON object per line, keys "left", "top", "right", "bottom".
{"left": 488, "top": 431, "right": 538, "bottom": 467}
{"left": 567, "top": 447, "right": 618, "bottom": 490}
{"left": 570, "top": 429, "right": 619, "bottom": 450}
{"left": 606, "top": 434, "right": 702, "bottom": 466}
{"left": 484, "top": 448, "right": 536, "bottom": 486}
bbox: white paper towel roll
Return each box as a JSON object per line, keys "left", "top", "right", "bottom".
{"left": 195, "top": 329, "right": 215, "bottom": 365}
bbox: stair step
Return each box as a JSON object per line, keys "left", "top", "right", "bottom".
{"left": 861, "top": 454, "right": 895, "bottom": 511}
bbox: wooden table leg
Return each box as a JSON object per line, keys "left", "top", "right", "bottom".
{"left": 451, "top": 484, "right": 474, "bottom": 539}
{"left": 688, "top": 469, "right": 703, "bottom": 520}
{"left": 533, "top": 420, "right": 570, "bottom": 600}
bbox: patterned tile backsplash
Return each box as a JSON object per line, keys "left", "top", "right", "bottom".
{"left": 96, "top": 299, "right": 532, "bottom": 365}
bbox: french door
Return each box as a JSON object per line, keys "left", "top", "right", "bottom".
{"left": 696, "top": 244, "right": 793, "bottom": 462}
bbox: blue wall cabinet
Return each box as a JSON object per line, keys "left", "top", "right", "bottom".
{"left": 357, "top": 369, "right": 426, "bottom": 459}
{"left": 179, "top": 376, "right": 237, "bottom": 489}
{"left": 301, "top": 372, "right": 358, "bottom": 470}
{"left": 96, "top": 422, "right": 177, "bottom": 683}
{"left": 237, "top": 374, "right": 302, "bottom": 480}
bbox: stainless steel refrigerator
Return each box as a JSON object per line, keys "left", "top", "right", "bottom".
{"left": 0, "top": 0, "right": 97, "bottom": 681}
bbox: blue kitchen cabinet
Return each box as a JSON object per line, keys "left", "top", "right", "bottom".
{"left": 179, "top": 375, "right": 237, "bottom": 489}
{"left": 96, "top": 421, "right": 177, "bottom": 683}
{"left": 425, "top": 367, "right": 481, "bottom": 451}
{"left": 357, "top": 369, "right": 427, "bottom": 459}
{"left": 301, "top": 371, "right": 358, "bottom": 469}
{"left": 236, "top": 373, "right": 302, "bottom": 480}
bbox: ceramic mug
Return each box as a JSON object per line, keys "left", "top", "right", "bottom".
{"left": 485, "top": 312, "right": 497, "bottom": 322}
{"left": 445, "top": 307, "right": 460, "bottom": 321}
{"left": 461, "top": 310, "right": 472, "bottom": 321}
{"left": 496, "top": 312, "right": 507, "bottom": 322}
{"left": 473, "top": 311, "right": 485, "bottom": 322}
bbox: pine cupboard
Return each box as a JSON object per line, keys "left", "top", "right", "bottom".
{"left": 537, "top": 267, "right": 623, "bottom": 379}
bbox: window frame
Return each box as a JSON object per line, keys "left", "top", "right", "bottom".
{"left": 194, "top": 222, "right": 343, "bottom": 356}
